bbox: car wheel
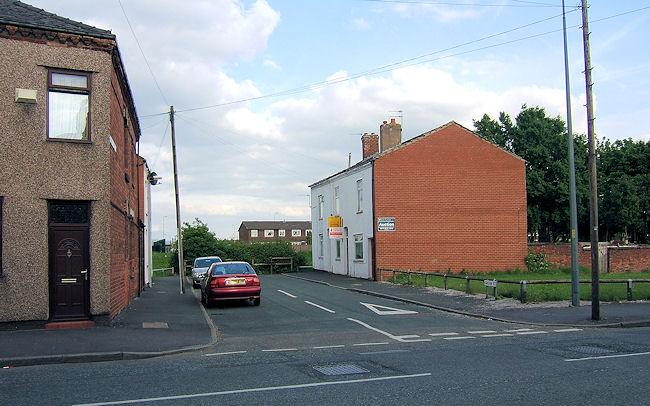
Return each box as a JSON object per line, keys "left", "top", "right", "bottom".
{"left": 253, "top": 297, "right": 260, "bottom": 306}
{"left": 192, "top": 283, "right": 199, "bottom": 289}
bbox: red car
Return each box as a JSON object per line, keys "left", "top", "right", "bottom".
{"left": 200, "top": 261, "right": 261, "bottom": 306}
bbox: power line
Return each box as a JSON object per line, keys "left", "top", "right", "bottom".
{"left": 359, "top": 0, "right": 569, "bottom": 8}
{"left": 117, "top": 0, "right": 169, "bottom": 106}
{"left": 151, "top": 119, "right": 170, "bottom": 168}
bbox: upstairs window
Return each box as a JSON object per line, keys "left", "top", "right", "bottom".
{"left": 292, "top": 229, "right": 302, "bottom": 237}
{"left": 318, "top": 195, "right": 324, "bottom": 219}
{"left": 334, "top": 186, "right": 340, "bottom": 215}
{"left": 48, "top": 70, "right": 91, "bottom": 141}
{"left": 264, "top": 230, "right": 275, "bottom": 238}
{"left": 356, "top": 179, "right": 363, "bottom": 213}
{"left": 278, "top": 229, "right": 286, "bottom": 237}
{"left": 250, "top": 229, "right": 258, "bottom": 238}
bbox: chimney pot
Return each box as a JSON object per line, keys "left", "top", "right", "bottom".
{"left": 379, "top": 118, "right": 402, "bottom": 152}
{"left": 361, "top": 132, "right": 379, "bottom": 159}
{"left": 390, "top": 118, "right": 396, "bottom": 124}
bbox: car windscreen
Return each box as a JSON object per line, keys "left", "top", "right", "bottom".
{"left": 210, "top": 263, "right": 254, "bottom": 276}
{"left": 194, "top": 258, "right": 221, "bottom": 268}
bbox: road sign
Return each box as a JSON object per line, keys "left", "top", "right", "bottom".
{"left": 484, "top": 280, "right": 497, "bottom": 288}
{"left": 360, "top": 302, "right": 418, "bottom": 315}
{"left": 377, "top": 217, "right": 395, "bottom": 231}
{"left": 328, "top": 227, "right": 344, "bottom": 239}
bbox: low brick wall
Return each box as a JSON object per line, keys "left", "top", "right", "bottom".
{"left": 529, "top": 243, "right": 650, "bottom": 273}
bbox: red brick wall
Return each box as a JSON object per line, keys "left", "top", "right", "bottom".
{"left": 374, "top": 122, "right": 527, "bottom": 274}
{"left": 609, "top": 247, "right": 650, "bottom": 272}
{"left": 528, "top": 243, "right": 593, "bottom": 269}
{"left": 530, "top": 243, "right": 650, "bottom": 272}
{"left": 109, "top": 68, "right": 142, "bottom": 318}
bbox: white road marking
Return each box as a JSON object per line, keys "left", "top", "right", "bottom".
{"left": 312, "top": 345, "right": 345, "bottom": 349}
{"left": 277, "top": 290, "right": 297, "bottom": 298}
{"left": 428, "top": 332, "right": 459, "bottom": 337}
{"left": 352, "top": 342, "right": 390, "bottom": 347}
{"left": 204, "top": 351, "right": 247, "bottom": 357}
{"left": 443, "top": 336, "right": 476, "bottom": 340}
{"left": 467, "top": 330, "right": 496, "bottom": 334}
{"left": 72, "top": 373, "right": 433, "bottom": 405}
{"left": 504, "top": 328, "right": 534, "bottom": 332}
{"left": 565, "top": 352, "right": 650, "bottom": 362}
{"left": 359, "top": 349, "right": 410, "bottom": 355}
{"left": 304, "top": 301, "right": 336, "bottom": 313}
{"left": 516, "top": 331, "right": 548, "bottom": 335}
{"left": 554, "top": 328, "right": 583, "bottom": 333}
{"left": 262, "top": 348, "right": 299, "bottom": 352}
{"left": 481, "top": 334, "right": 514, "bottom": 338}
{"left": 346, "top": 318, "right": 431, "bottom": 343}
{"left": 360, "top": 302, "right": 418, "bottom": 316}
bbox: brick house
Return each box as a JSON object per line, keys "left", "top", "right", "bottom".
{"left": 0, "top": 1, "right": 145, "bottom": 324}
{"left": 310, "top": 120, "right": 527, "bottom": 280}
{"left": 238, "top": 221, "right": 312, "bottom": 244}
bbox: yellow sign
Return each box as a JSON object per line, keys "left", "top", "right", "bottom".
{"left": 327, "top": 216, "right": 342, "bottom": 228}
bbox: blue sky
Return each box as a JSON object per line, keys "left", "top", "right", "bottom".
{"left": 29, "top": 0, "right": 650, "bottom": 239}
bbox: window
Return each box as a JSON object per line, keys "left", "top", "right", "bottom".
{"left": 318, "top": 234, "right": 324, "bottom": 257}
{"left": 291, "top": 229, "right": 302, "bottom": 237}
{"left": 354, "top": 234, "right": 364, "bottom": 260}
{"left": 210, "top": 262, "right": 255, "bottom": 276}
{"left": 334, "top": 186, "right": 340, "bottom": 215}
{"left": 356, "top": 179, "right": 363, "bottom": 212}
{"left": 278, "top": 229, "right": 286, "bottom": 237}
{"left": 318, "top": 195, "right": 324, "bottom": 219}
{"left": 48, "top": 70, "right": 91, "bottom": 141}
{"left": 250, "top": 229, "right": 258, "bottom": 238}
{"left": 264, "top": 230, "right": 275, "bottom": 238}
{"left": 335, "top": 239, "right": 341, "bottom": 260}
{"left": 194, "top": 257, "right": 222, "bottom": 268}
{"left": 0, "top": 197, "right": 3, "bottom": 276}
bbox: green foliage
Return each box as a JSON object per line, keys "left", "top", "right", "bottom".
{"left": 524, "top": 251, "right": 551, "bottom": 273}
{"left": 152, "top": 251, "right": 171, "bottom": 270}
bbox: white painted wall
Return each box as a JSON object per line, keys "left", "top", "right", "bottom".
{"left": 310, "top": 162, "right": 374, "bottom": 279}
{"left": 144, "top": 174, "right": 152, "bottom": 287}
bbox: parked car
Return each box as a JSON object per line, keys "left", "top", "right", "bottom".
{"left": 191, "top": 256, "right": 222, "bottom": 288}
{"left": 200, "top": 261, "right": 261, "bottom": 306}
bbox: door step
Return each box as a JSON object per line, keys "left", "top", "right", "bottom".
{"left": 45, "top": 320, "right": 95, "bottom": 330}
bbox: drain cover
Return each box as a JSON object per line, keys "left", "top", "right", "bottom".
{"left": 570, "top": 345, "right": 614, "bottom": 355}
{"left": 313, "top": 364, "right": 370, "bottom": 376}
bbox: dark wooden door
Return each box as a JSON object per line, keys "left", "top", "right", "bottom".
{"left": 49, "top": 226, "right": 90, "bottom": 320}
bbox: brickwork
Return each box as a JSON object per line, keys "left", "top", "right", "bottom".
{"left": 361, "top": 133, "right": 379, "bottom": 159}
{"left": 530, "top": 243, "right": 650, "bottom": 273}
{"left": 373, "top": 122, "right": 527, "bottom": 274}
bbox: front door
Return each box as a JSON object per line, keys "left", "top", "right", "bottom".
{"left": 49, "top": 202, "right": 90, "bottom": 321}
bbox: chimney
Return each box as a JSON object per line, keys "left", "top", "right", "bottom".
{"left": 380, "top": 118, "right": 402, "bottom": 152}
{"left": 361, "top": 132, "right": 379, "bottom": 159}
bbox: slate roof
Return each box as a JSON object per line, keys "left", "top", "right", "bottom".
{"left": 239, "top": 221, "right": 312, "bottom": 231}
{"left": 0, "top": 0, "right": 115, "bottom": 39}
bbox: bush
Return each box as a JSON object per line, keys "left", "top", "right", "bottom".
{"left": 525, "top": 251, "right": 551, "bottom": 273}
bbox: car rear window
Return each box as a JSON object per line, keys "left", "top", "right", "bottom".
{"left": 194, "top": 257, "right": 222, "bottom": 268}
{"left": 211, "top": 263, "right": 255, "bottom": 276}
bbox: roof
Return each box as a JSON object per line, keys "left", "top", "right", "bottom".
{"left": 0, "top": 0, "right": 115, "bottom": 39}
{"left": 309, "top": 121, "right": 524, "bottom": 188}
{"left": 239, "top": 221, "right": 312, "bottom": 231}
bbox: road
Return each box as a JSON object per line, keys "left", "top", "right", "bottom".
{"left": 2, "top": 274, "right": 650, "bottom": 405}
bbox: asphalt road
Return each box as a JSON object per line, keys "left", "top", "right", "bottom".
{"left": 2, "top": 275, "right": 650, "bottom": 405}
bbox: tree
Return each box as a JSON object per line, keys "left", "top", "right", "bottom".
{"left": 474, "top": 106, "right": 590, "bottom": 242}
{"left": 169, "top": 218, "right": 222, "bottom": 271}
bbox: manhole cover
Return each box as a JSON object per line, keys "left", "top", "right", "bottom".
{"left": 313, "top": 364, "right": 370, "bottom": 376}
{"left": 570, "top": 345, "right": 614, "bottom": 355}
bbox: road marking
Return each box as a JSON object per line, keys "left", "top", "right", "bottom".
{"left": 516, "top": 331, "right": 548, "bottom": 335}
{"left": 359, "top": 349, "right": 410, "bottom": 355}
{"left": 204, "top": 351, "right": 247, "bottom": 357}
{"left": 428, "top": 332, "right": 459, "bottom": 337}
{"left": 467, "top": 330, "right": 496, "bottom": 334}
{"left": 504, "top": 328, "right": 534, "bottom": 332}
{"left": 262, "top": 348, "right": 299, "bottom": 352}
{"left": 360, "top": 302, "right": 418, "bottom": 316}
{"left": 481, "top": 334, "right": 514, "bottom": 338}
{"left": 72, "top": 373, "right": 433, "bottom": 405}
{"left": 304, "top": 301, "right": 336, "bottom": 313}
{"left": 352, "top": 342, "right": 390, "bottom": 347}
{"left": 277, "top": 290, "right": 297, "bottom": 298}
{"left": 443, "top": 336, "right": 476, "bottom": 340}
{"left": 554, "top": 328, "right": 583, "bottom": 333}
{"left": 564, "top": 352, "right": 650, "bottom": 362}
{"left": 312, "top": 345, "right": 345, "bottom": 349}
{"left": 346, "top": 318, "right": 431, "bottom": 342}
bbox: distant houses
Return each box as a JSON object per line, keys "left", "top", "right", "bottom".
{"left": 310, "top": 120, "right": 527, "bottom": 280}
{"left": 238, "top": 221, "right": 311, "bottom": 245}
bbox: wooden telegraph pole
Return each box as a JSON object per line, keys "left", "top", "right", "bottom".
{"left": 169, "top": 105, "right": 185, "bottom": 294}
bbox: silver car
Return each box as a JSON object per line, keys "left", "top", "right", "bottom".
{"left": 191, "top": 256, "right": 222, "bottom": 288}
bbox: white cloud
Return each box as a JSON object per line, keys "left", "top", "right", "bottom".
{"left": 351, "top": 17, "right": 370, "bottom": 31}
{"left": 263, "top": 59, "right": 282, "bottom": 70}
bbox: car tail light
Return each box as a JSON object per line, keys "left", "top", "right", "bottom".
{"left": 209, "top": 277, "right": 220, "bottom": 288}
{"left": 247, "top": 276, "right": 260, "bottom": 286}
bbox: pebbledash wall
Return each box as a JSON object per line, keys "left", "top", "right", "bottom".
{"left": 374, "top": 123, "right": 528, "bottom": 278}
{"left": 0, "top": 25, "right": 142, "bottom": 321}
{"left": 530, "top": 243, "right": 650, "bottom": 273}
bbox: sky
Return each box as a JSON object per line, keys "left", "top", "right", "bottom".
{"left": 28, "top": 0, "right": 650, "bottom": 240}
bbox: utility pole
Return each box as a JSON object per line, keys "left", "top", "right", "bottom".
{"left": 581, "top": 0, "right": 599, "bottom": 320}
{"left": 170, "top": 105, "right": 185, "bottom": 294}
{"left": 562, "top": 0, "right": 580, "bottom": 307}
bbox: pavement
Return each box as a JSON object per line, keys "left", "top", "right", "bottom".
{"left": 285, "top": 270, "right": 650, "bottom": 328}
{"left": 0, "top": 276, "right": 217, "bottom": 367}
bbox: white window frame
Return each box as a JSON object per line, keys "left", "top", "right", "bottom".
{"left": 292, "top": 229, "right": 302, "bottom": 237}
{"left": 334, "top": 186, "right": 340, "bottom": 215}
{"left": 264, "top": 229, "right": 275, "bottom": 238}
{"left": 250, "top": 229, "right": 258, "bottom": 238}
{"left": 278, "top": 229, "right": 286, "bottom": 237}
{"left": 335, "top": 239, "right": 342, "bottom": 260}
{"left": 354, "top": 233, "right": 364, "bottom": 261}
{"left": 356, "top": 179, "right": 363, "bottom": 213}
{"left": 318, "top": 234, "right": 324, "bottom": 258}
{"left": 318, "top": 195, "right": 324, "bottom": 219}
